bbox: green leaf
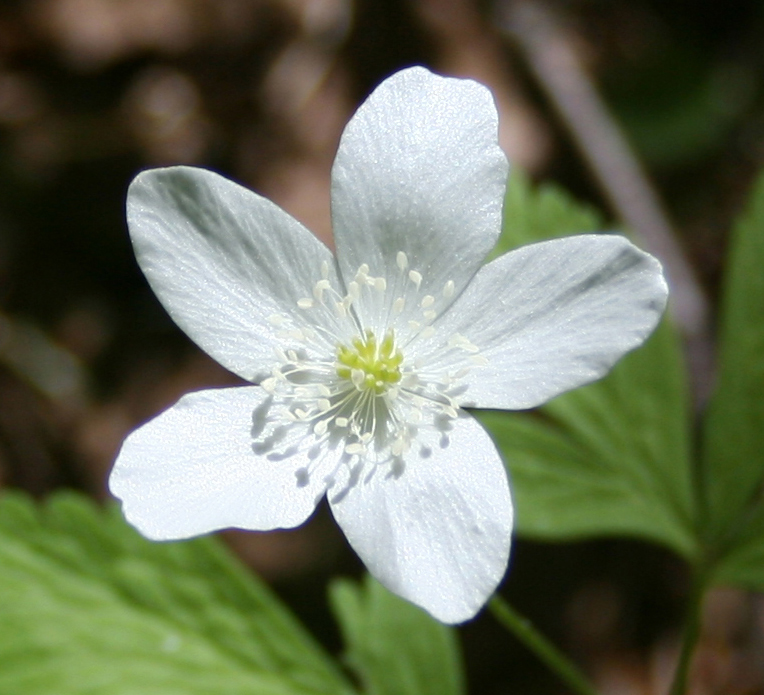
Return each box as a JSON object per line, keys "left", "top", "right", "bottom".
{"left": 0, "top": 491, "right": 354, "bottom": 695}
{"left": 478, "top": 172, "right": 697, "bottom": 558}
{"left": 703, "top": 170, "right": 764, "bottom": 588}
{"left": 489, "top": 168, "right": 604, "bottom": 258}
{"left": 329, "top": 575, "right": 464, "bottom": 695}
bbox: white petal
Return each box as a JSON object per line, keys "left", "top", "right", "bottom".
{"left": 331, "top": 67, "right": 508, "bottom": 334}
{"left": 433, "top": 234, "right": 668, "bottom": 410}
{"left": 329, "top": 413, "right": 512, "bottom": 624}
{"left": 128, "top": 166, "right": 340, "bottom": 382}
{"left": 109, "top": 386, "right": 337, "bottom": 540}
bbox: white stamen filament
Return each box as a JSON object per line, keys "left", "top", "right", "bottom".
{"left": 253, "top": 254, "right": 489, "bottom": 472}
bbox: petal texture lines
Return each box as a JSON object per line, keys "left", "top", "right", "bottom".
{"left": 110, "top": 387, "right": 336, "bottom": 540}
{"left": 437, "top": 234, "right": 668, "bottom": 410}
{"left": 128, "top": 167, "right": 340, "bottom": 382}
{"left": 329, "top": 413, "right": 513, "bottom": 624}
{"left": 331, "top": 67, "right": 508, "bottom": 334}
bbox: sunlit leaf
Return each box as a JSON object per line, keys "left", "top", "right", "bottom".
{"left": 703, "top": 171, "right": 764, "bottom": 588}
{"left": 329, "top": 575, "right": 464, "bottom": 695}
{"left": 490, "top": 168, "right": 604, "bottom": 257}
{"left": 0, "top": 491, "right": 354, "bottom": 695}
{"left": 478, "top": 172, "right": 697, "bottom": 558}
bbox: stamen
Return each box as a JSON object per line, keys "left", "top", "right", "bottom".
{"left": 256, "top": 259, "right": 480, "bottom": 474}
{"left": 317, "top": 398, "right": 331, "bottom": 412}
{"left": 448, "top": 334, "right": 480, "bottom": 353}
{"left": 313, "top": 279, "right": 331, "bottom": 302}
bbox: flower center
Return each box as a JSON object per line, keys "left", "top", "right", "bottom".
{"left": 336, "top": 329, "right": 402, "bottom": 394}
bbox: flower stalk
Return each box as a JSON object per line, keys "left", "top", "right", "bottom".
{"left": 668, "top": 564, "right": 710, "bottom": 695}
{"left": 489, "top": 595, "right": 599, "bottom": 695}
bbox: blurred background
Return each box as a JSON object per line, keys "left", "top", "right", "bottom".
{"left": 1, "top": 0, "right": 764, "bottom": 692}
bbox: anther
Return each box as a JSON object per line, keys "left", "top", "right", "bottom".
{"left": 449, "top": 334, "right": 480, "bottom": 353}
{"left": 317, "top": 398, "right": 331, "bottom": 412}
{"left": 409, "top": 270, "right": 422, "bottom": 289}
{"left": 393, "top": 297, "right": 405, "bottom": 313}
{"left": 397, "top": 251, "right": 408, "bottom": 271}
{"left": 443, "top": 280, "right": 455, "bottom": 298}
{"left": 297, "top": 298, "right": 314, "bottom": 309}
{"left": 442, "top": 405, "right": 458, "bottom": 419}
{"left": 420, "top": 295, "right": 435, "bottom": 308}
{"left": 313, "top": 279, "right": 331, "bottom": 302}
{"left": 351, "top": 369, "right": 365, "bottom": 388}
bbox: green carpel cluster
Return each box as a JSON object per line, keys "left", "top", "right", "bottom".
{"left": 337, "top": 330, "right": 403, "bottom": 394}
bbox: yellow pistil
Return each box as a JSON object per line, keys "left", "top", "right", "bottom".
{"left": 337, "top": 330, "right": 403, "bottom": 394}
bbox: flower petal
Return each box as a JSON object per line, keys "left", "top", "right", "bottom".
{"left": 329, "top": 413, "right": 512, "bottom": 624}
{"left": 432, "top": 234, "right": 668, "bottom": 410}
{"left": 128, "top": 166, "right": 341, "bottom": 382}
{"left": 109, "top": 386, "right": 337, "bottom": 540}
{"left": 331, "top": 67, "right": 508, "bottom": 333}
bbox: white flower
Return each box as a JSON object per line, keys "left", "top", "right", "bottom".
{"left": 109, "top": 66, "right": 667, "bottom": 624}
